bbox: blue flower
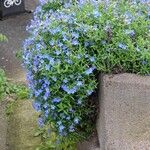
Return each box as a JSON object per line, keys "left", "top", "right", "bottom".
{"left": 77, "top": 81, "right": 83, "bottom": 86}
{"left": 48, "top": 128, "right": 51, "bottom": 136}
{"left": 57, "top": 121, "right": 62, "bottom": 125}
{"left": 61, "top": 84, "right": 77, "bottom": 94}
{"left": 77, "top": 99, "right": 82, "bottom": 105}
{"left": 85, "top": 67, "right": 96, "bottom": 75}
{"left": 34, "top": 89, "right": 42, "bottom": 97}
{"left": 51, "top": 105, "right": 55, "bottom": 110}
{"left": 45, "top": 64, "right": 50, "bottom": 70}
{"left": 32, "top": 101, "right": 41, "bottom": 111}
{"left": 69, "top": 125, "right": 75, "bottom": 132}
{"left": 44, "top": 110, "right": 49, "bottom": 118}
{"left": 52, "top": 98, "right": 61, "bottom": 103}
{"left": 38, "top": 117, "right": 44, "bottom": 127}
{"left": 54, "top": 50, "right": 61, "bottom": 55}
{"left": 66, "top": 116, "right": 70, "bottom": 120}
{"left": 72, "top": 32, "right": 79, "bottom": 39}
{"left": 63, "top": 78, "right": 68, "bottom": 83}
{"left": 43, "top": 103, "right": 49, "bottom": 109}
{"left": 59, "top": 125, "right": 65, "bottom": 133}
{"left": 68, "top": 87, "right": 77, "bottom": 94}
{"left": 52, "top": 77, "right": 57, "bottom": 82}
{"left": 49, "top": 40, "right": 55, "bottom": 46}
{"left": 118, "top": 43, "right": 127, "bottom": 50}
{"left": 43, "top": 88, "right": 50, "bottom": 100}
{"left": 72, "top": 39, "right": 79, "bottom": 45}
{"left": 84, "top": 41, "right": 90, "bottom": 47}
{"left": 89, "top": 57, "right": 95, "bottom": 62}
{"left": 93, "top": 10, "right": 101, "bottom": 18}
{"left": 125, "top": 30, "right": 135, "bottom": 37}
{"left": 74, "top": 117, "right": 79, "bottom": 124}
{"left": 142, "top": 60, "right": 148, "bottom": 65}
{"left": 87, "top": 90, "right": 93, "bottom": 96}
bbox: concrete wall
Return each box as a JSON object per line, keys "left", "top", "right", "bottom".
{"left": 97, "top": 73, "right": 150, "bottom": 150}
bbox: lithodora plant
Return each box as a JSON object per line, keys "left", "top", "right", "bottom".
{"left": 23, "top": 0, "right": 150, "bottom": 148}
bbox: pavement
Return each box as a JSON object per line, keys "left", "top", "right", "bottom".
{"left": 0, "top": 0, "right": 39, "bottom": 81}
{"left": 0, "top": 1, "right": 38, "bottom": 150}
{"left": 0, "top": 100, "right": 8, "bottom": 150}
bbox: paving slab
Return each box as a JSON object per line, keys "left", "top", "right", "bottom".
{"left": 0, "top": 0, "right": 39, "bottom": 81}
{"left": 0, "top": 100, "right": 8, "bottom": 150}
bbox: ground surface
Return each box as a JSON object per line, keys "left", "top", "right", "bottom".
{"left": 0, "top": 0, "right": 39, "bottom": 81}
{"left": 0, "top": 1, "right": 39, "bottom": 150}
{"left": 0, "top": 100, "right": 8, "bottom": 150}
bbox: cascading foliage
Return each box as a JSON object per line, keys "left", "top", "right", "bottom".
{"left": 23, "top": 0, "right": 150, "bottom": 146}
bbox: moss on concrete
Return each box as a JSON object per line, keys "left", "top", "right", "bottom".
{"left": 7, "top": 100, "right": 41, "bottom": 150}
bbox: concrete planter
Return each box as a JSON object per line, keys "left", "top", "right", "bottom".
{"left": 97, "top": 73, "right": 150, "bottom": 150}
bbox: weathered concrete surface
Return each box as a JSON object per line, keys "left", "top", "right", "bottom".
{"left": 7, "top": 100, "right": 41, "bottom": 150}
{"left": 0, "top": 100, "right": 8, "bottom": 150}
{"left": 97, "top": 73, "right": 150, "bottom": 150}
{"left": 0, "top": 0, "right": 39, "bottom": 81}
{"left": 77, "top": 132, "right": 100, "bottom": 150}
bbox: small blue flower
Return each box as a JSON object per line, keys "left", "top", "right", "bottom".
{"left": 77, "top": 99, "right": 82, "bottom": 105}
{"left": 84, "top": 41, "right": 90, "bottom": 47}
{"left": 142, "top": 60, "right": 148, "bottom": 65}
{"left": 77, "top": 81, "right": 83, "bottom": 86}
{"left": 125, "top": 29, "right": 135, "bottom": 37}
{"left": 32, "top": 101, "right": 41, "bottom": 111}
{"left": 72, "top": 39, "right": 79, "bottom": 45}
{"left": 38, "top": 117, "right": 44, "bottom": 128}
{"left": 89, "top": 57, "right": 95, "bottom": 62}
{"left": 72, "top": 32, "right": 79, "bottom": 38}
{"left": 52, "top": 77, "right": 57, "bottom": 82}
{"left": 54, "top": 50, "right": 61, "bottom": 55}
{"left": 45, "top": 64, "right": 50, "bottom": 70}
{"left": 69, "top": 125, "right": 75, "bottom": 132}
{"left": 93, "top": 10, "right": 101, "bottom": 18}
{"left": 66, "top": 116, "right": 70, "bottom": 120}
{"left": 68, "top": 87, "right": 77, "bottom": 94}
{"left": 118, "top": 43, "right": 127, "bottom": 50}
{"left": 59, "top": 125, "right": 65, "bottom": 132}
{"left": 63, "top": 78, "right": 68, "bottom": 83}
{"left": 87, "top": 90, "right": 93, "bottom": 96}
{"left": 44, "top": 110, "right": 49, "bottom": 118}
{"left": 85, "top": 67, "right": 96, "bottom": 75}
{"left": 43, "top": 103, "right": 49, "bottom": 109}
{"left": 57, "top": 121, "right": 62, "bottom": 125}
{"left": 51, "top": 105, "right": 56, "bottom": 110}
{"left": 101, "top": 40, "right": 107, "bottom": 45}
{"left": 49, "top": 40, "right": 55, "bottom": 46}
{"left": 52, "top": 98, "right": 61, "bottom": 103}
{"left": 74, "top": 117, "right": 79, "bottom": 124}
{"left": 48, "top": 128, "right": 51, "bottom": 136}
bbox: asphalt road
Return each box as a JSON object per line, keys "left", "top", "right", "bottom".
{"left": 0, "top": 0, "right": 39, "bottom": 81}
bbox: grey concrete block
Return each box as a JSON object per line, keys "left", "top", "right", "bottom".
{"left": 97, "top": 73, "right": 150, "bottom": 150}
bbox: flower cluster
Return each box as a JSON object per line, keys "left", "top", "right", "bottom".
{"left": 23, "top": 0, "right": 150, "bottom": 144}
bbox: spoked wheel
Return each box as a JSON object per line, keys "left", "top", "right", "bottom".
{"left": 4, "top": 0, "right": 11, "bottom": 8}
{"left": 15, "top": 0, "right": 22, "bottom": 6}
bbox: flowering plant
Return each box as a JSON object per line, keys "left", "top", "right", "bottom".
{"left": 23, "top": 0, "right": 150, "bottom": 146}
